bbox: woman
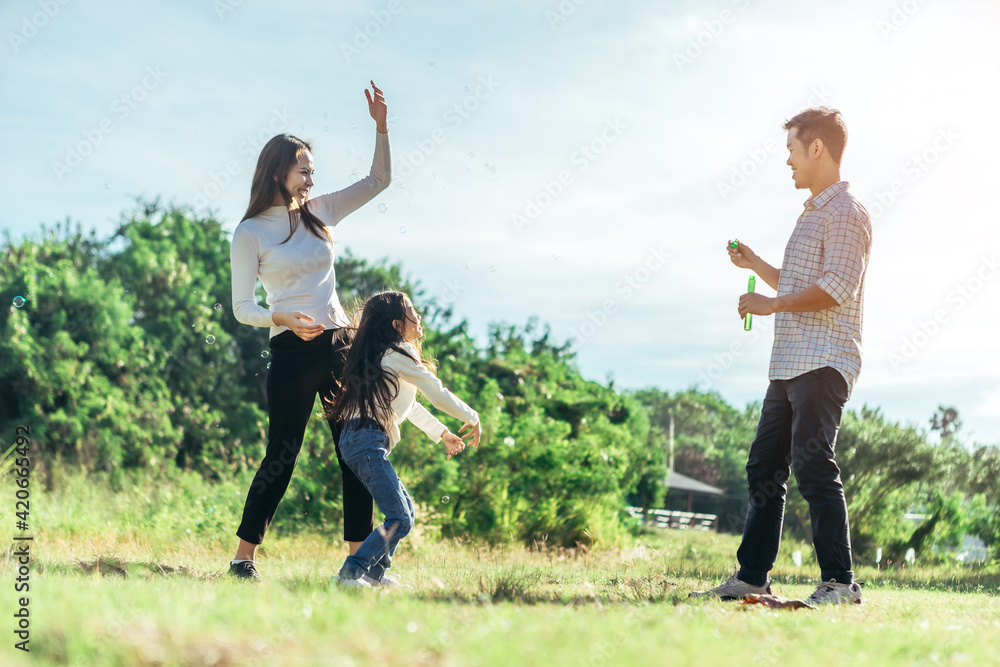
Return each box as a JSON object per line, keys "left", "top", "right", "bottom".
{"left": 227, "top": 81, "right": 390, "bottom": 581}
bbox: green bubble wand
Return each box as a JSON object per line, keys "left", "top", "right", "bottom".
{"left": 730, "top": 240, "right": 755, "bottom": 331}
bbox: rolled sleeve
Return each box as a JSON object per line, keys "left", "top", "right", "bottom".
{"left": 817, "top": 207, "right": 870, "bottom": 307}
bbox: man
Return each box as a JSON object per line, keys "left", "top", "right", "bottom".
{"left": 692, "top": 107, "right": 871, "bottom": 605}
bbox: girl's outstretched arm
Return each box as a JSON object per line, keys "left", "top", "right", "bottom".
{"left": 385, "top": 349, "right": 479, "bottom": 427}
{"left": 406, "top": 401, "right": 447, "bottom": 443}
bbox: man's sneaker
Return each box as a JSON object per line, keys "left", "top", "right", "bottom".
{"left": 361, "top": 573, "right": 409, "bottom": 589}
{"left": 228, "top": 560, "right": 261, "bottom": 581}
{"left": 689, "top": 565, "right": 772, "bottom": 600}
{"left": 805, "top": 580, "right": 862, "bottom": 606}
{"left": 334, "top": 575, "right": 372, "bottom": 589}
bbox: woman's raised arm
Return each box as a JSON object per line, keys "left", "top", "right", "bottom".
{"left": 310, "top": 81, "right": 392, "bottom": 227}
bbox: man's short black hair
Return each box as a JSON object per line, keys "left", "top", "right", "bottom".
{"left": 783, "top": 107, "right": 848, "bottom": 164}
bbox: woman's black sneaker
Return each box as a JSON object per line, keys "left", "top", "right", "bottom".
{"left": 228, "top": 561, "right": 261, "bottom": 581}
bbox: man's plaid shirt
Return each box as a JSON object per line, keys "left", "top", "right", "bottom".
{"left": 770, "top": 181, "right": 872, "bottom": 397}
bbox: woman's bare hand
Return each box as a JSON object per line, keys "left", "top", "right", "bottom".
{"left": 366, "top": 80, "right": 388, "bottom": 133}
{"left": 272, "top": 311, "right": 325, "bottom": 341}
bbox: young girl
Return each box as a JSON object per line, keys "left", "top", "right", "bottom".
{"left": 332, "top": 291, "right": 481, "bottom": 588}
{"left": 227, "top": 82, "right": 390, "bottom": 581}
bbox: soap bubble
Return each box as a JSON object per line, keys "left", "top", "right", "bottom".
{"left": 103, "top": 183, "right": 111, "bottom": 190}
{"left": 205, "top": 335, "right": 216, "bottom": 344}
{"left": 504, "top": 437, "right": 515, "bottom": 447}
{"left": 407, "top": 622, "right": 418, "bottom": 633}
{"left": 351, "top": 122, "right": 357, "bottom": 129}
{"left": 464, "top": 85, "right": 470, "bottom": 92}
{"left": 399, "top": 226, "right": 406, "bottom": 234}
{"left": 323, "top": 126, "right": 330, "bottom": 132}
{"left": 462, "top": 263, "right": 470, "bottom": 270}
{"left": 12, "top": 296, "right": 26, "bottom": 308}
{"left": 489, "top": 265, "right": 496, "bottom": 272}
{"left": 441, "top": 496, "right": 450, "bottom": 504}
{"left": 345, "top": 148, "right": 353, "bottom": 156}
{"left": 378, "top": 203, "right": 388, "bottom": 213}
{"left": 322, "top": 112, "right": 331, "bottom": 119}
{"left": 388, "top": 114, "right": 397, "bottom": 124}
{"left": 468, "top": 152, "right": 475, "bottom": 158}
{"left": 261, "top": 351, "right": 270, "bottom": 359}
{"left": 214, "top": 303, "right": 222, "bottom": 311}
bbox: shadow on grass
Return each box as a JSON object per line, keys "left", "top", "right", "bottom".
{"left": 36, "top": 557, "right": 207, "bottom": 580}
{"left": 21, "top": 553, "right": 1000, "bottom": 600}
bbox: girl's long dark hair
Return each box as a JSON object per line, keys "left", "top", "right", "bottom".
{"left": 239, "top": 134, "right": 329, "bottom": 245}
{"left": 328, "top": 291, "right": 435, "bottom": 432}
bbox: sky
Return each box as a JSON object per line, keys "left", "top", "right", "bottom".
{"left": 3, "top": 0, "right": 999, "bottom": 445}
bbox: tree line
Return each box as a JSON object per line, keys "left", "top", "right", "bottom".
{"left": 2, "top": 200, "right": 997, "bottom": 562}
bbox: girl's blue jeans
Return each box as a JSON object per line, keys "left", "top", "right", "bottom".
{"left": 337, "top": 417, "right": 415, "bottom": 581}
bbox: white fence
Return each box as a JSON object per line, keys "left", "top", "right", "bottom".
{"left": 627, "top": 506, "right": 717, "bottom": 531}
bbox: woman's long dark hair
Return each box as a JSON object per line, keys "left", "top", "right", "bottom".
{"left": 327, "top": 291, "right": 435, "bottom": 431}
{"left": 239, "top": 134, "right": 329, "bottom": 245}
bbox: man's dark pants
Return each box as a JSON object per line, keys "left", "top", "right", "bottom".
{"left": 737, "top": 366, "right": 854, "bottom": 586}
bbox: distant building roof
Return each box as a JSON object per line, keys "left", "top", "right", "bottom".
{"left": 666, "top": 470, "right": 724, "bottom": 496}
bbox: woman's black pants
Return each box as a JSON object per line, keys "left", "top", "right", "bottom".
{"left": 236, "top": 328, "right": 374, "bottom": 544}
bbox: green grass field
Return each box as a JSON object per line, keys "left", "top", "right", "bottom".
{"left": 2, "top": 471, "right": 999, "bottom": 666}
